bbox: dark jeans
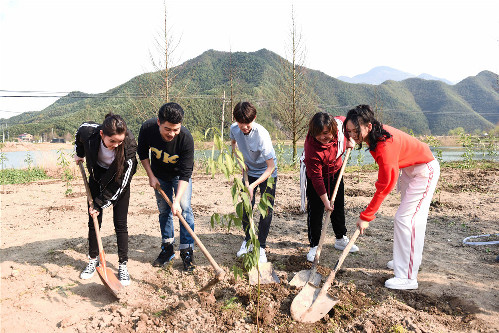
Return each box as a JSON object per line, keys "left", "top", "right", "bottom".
{"left": 306, "top": 168, "right": 346, "bottom": 247}
{"left": 88, "top": 168, "right": 130, "bottom": 263}
{"left": 242, "top": 176, "right": 277, "bottom": 249}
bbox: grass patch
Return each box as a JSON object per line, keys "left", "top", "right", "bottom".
{"left": 0, "top": 168, "right": 50, "bottom": 184}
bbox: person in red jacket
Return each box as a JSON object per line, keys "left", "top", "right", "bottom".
{"left": 303, "top": 112, "right": 357, "bottom": 263}
{"left": 344, "top": 105, "right": 440, "bottom": 290}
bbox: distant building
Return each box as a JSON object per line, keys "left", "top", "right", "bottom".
{"left": 51, "top": 138, "right": 65, "bottom": 143}
{"left": 18, "top": 133, "right": 33, "bottom": 142}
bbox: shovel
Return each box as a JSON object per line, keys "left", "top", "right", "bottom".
{"left": 289, "top": 148, "right": 352, "bottom": 288}
{"left": 236, "top": 160, "right": 280, "bottom": 285}
{"left": 78, "top": 162, "right": 123, "bottom": 299}
{"left": 155, "top": 186, "right": 225, "bottom": 292}
{"left": 290, "top": 227, "right": 360, "bottom": 323}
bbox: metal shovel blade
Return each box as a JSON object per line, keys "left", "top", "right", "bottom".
{"left": 95, "top": 266, "right": 122, "bottom": 299}
{"left": 248, "top": 262, "right": 280, "bottom": 285}
{"left": 290, "top": 282, "right": 339, "bottom": 323}
{"left": 289, "top": 269, "right": 322, "bottom": 288}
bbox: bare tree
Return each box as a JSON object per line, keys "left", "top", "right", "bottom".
{"left": 273, "top": 7, "right": 318, "bottom": 163}
{"left": 129, "top": 1, "right": 185, "bottom": 121}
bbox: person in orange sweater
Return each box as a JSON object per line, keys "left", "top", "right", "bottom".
{"left": 344, "top": 105, "right": 440, "bottom": 290}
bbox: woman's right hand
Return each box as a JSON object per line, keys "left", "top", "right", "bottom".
{"left": 89, "top": 206, "right": 100, "bottom": 217}
{"left": 324, "top": 200, "right": 334, "bottom": 212}
{"left": 74, "top": 155, "right": 84, "bottom": 164}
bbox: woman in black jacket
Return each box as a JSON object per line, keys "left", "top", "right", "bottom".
{"left": 74, "top": 113, "right": 137, "bottom": 286}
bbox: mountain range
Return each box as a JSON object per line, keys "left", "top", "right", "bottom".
{"left": 337, "top": 66, "right": 454, "bottom": 85}
{"left": 2, "top": 49, "right": 498, "bottom": 139}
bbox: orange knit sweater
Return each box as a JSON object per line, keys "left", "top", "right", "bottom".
{"left": 360, "top": 125, "right": 435, "bottom": 222}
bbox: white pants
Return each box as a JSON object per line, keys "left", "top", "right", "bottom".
{"left": 393, "top": 159, "right": 440, "bottom": 280}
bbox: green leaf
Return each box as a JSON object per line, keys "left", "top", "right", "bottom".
{"left": 258, "top": 202, "right": 268, "bottom": 218}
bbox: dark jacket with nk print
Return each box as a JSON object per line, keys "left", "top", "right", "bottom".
{"left": 137, "top": 118, "right": 194, "bottom": 182}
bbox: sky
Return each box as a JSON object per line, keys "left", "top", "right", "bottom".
{"left": 1, "top": 0, "right": 498, "bottom": 119}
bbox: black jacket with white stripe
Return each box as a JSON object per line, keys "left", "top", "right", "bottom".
{"left": 74, "top": 122, "right": 137, "bottom": 209}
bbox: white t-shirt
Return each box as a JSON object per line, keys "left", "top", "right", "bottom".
{"left": 229, "top": 122, "right": 277, "bottom": 178}
{"left": 97, "top": 140, "right": 116, "bottom": 169}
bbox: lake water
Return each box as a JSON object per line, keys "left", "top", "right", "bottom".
{"left": 2, "top": 146, "right": 497, "bottom": 169}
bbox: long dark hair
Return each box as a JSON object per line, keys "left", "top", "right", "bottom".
{"left": 101, "top": 113, "right": 127, "bottom": 180}
{"left": 344, "top": 105, "right": 391, "bottom": 151}
{"left": 308, "top": 112, "right": 338, "bottom": 140}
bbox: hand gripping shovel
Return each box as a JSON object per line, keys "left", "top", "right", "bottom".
{"left": 289, "top": 148, "right": 352, "bottom": 288}
{"left": 78, "top": 162, "right": 123, "bottom": 299}
{"left": 237, "top": 160, "right": 280, "bottom": 285}
{"left": 155, "top": 185, "right": 225, "bottom": 292}
{"left": 290, "top": 227, "right": 360, "bottom": 323}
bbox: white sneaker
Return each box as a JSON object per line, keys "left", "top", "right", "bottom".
{"left": 387, "top": 260, "right": 394, "bottom": 270}
{"left": 334, "top": 236, "right": 359, "bottom": 253}
{"left": 385, "top": 277, "right": 418, "bottom": 290}
{"left": 307, "top": 246, "right": 318, "bottom": 262}
{"left": 118, "top": 261, "right": 131, "bottom": 286}
{"left": 259, "top": 247, "right": 267, "bottom": 263}
{"left": 80, "top": 257, "right": 99, "bottom": 279}
{"left": 236, "top": 240, "right": 253, "bottom": 257}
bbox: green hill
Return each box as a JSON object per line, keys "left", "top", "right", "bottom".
{"left": 2, "top": 49, "right": 498, "bottom": 139}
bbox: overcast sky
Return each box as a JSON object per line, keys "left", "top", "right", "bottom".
{"left": 1, "top": 0, "right": 498, "bottom": 119}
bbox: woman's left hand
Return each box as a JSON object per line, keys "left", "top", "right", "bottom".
{"left": 356, "top": 218, "right": 369, "bottom": 234}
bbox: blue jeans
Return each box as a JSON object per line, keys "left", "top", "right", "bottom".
{"left": 154, "top": 176, "right": 195, "bottom": 249}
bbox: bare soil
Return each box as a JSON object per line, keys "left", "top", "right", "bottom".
{"left": 1, "top": 165, "right": 498, "bottom": 332}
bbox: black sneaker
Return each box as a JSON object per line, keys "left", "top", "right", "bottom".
{"left": 152, "top": 243, "right": 175, "bottom": 267}
{"left": 180, "top": 247, "right": 194, "bottom": 271}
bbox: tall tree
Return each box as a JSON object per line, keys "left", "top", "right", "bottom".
{"left": 273, "top": 7, "right": 318, "bottom": 163}
{"left": 129, "top": 1, "right": 184, "bottom": 121}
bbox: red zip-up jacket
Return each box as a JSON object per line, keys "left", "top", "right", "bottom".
{"left": 360, "top": 125, "right": 435, "bottom": 222}
{"left": 304, "top": 116, "right": 346, "bottom": 197}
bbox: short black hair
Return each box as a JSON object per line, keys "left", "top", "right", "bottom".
{"left": 233, "top": 102, "right": 257, "bottom": 124}
{"left": 158, "top": 102, "right": 184, "bottom": 124}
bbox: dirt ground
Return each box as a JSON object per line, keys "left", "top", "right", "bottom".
{"left": 1, "top": 164, "right": 498, "bottom": 332}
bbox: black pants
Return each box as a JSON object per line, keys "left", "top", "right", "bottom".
{"left": 88, "top": 168, "right": 130, "bottom": 263}
{"left": 306, "top": 168, "right": 346, "bottom": 247}
{"left": 242, "top": 176, "right": 277, "bottom": 249}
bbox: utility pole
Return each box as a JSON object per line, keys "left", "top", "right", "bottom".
{"left": 221, "top": 91, "right": 226, "bottom": 140}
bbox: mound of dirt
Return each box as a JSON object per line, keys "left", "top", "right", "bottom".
{"left": 1, "top": 165, "right": 498, "bottom": 332}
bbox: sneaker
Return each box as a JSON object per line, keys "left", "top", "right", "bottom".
{"left": 307, "top": 246, "right": 318, "bottom": 262}
{"left": 259, "top": 247, "right": 267, "bottom": 263}
{"left": 152, "top": 243, "right": 175, "bottom": 267}
{"left": 387, "top": 260, "right": 394, "bottom": 270}
{"left": 180, "top": 247, "right": 194, "bottom": 271}
{"left": 334, "top": 236, "right": 359, "bottom": 253}
{"left": 118, "top": 261, "right": 131, "bottom": 286}
{"left": 236, "top": 240, "right": 253, "bottom": 258}
{"left": 385, "top": 277, "right": 418, "bottom": 290}
{"left": 80, "top": 257, "right": 99, "bottom": 279}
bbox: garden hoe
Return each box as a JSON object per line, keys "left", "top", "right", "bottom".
{"left": 290, "top": 227, "right": 360, "bottom": 323}
{"left": 155, "top": 186, "right": 225, "bottom": 292}
{"left": 78, "top": 162, "right": 123, "bottom": 299}
{"left": 289, "top": 148, "right": 352, "bottom": 288}
{"left": 238, "top": 161, "right": 279, "bottom": 285}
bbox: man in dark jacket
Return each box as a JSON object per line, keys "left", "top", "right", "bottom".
{"left": 137, "top": 103, "right": 195, "bottom": 271}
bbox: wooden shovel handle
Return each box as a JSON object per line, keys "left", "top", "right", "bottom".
{"left": 78, "top": 162, "right": 108, "bottom": 274}
{"left": 155, "top": 185, "right": 225, "bottom": 278}
{"left": 310, "top": 148, "right": 352, "bottom": 270}
{"left": 317, "top": 228, "right": 360, "bottom": 297}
